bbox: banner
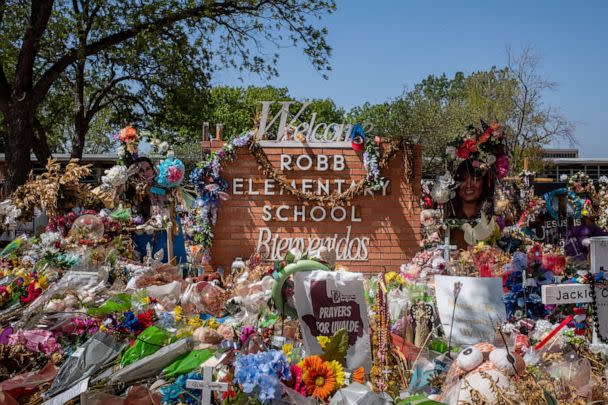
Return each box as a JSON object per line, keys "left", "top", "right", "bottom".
{"left": 293, "top": 270, "right": 371, "bottom": 371}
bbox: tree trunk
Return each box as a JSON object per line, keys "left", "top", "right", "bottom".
{"left": 71, "top": 115, "right": 88, "bottom": 159}
{"left": 32, "top": 115, "right": 52, "bottom": 163}
{"left": 70, "top": 61, "right": 87, "bottom": 160}
{"left": 4, "top": 103, "right": 34, "bottom": 192}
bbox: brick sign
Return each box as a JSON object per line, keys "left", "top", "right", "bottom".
{"left": 203, "top": 140, "right": 421, "bottom": 274}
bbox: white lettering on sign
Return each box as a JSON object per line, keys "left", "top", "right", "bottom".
{"left": 256, "top": 101, "right": 374, "bottom": 143}
{"left": 256, "top": 226, "right": 370, "bottom": 261}
{"left": 541, "top": 284, "right": 593, "bottom": 305}
{"left": 261, "top": 205, "right": 362, "bottom": 223}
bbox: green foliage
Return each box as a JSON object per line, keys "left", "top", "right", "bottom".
{"left": 350, "top": 61, "right": 573, "bottom": 175}
{"left": 320, "top": 328, "right": 349, "bottom": 363}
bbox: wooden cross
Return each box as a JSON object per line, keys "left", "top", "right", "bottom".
{"left": 186, "top": 366, "right": 229, "bottom": 405}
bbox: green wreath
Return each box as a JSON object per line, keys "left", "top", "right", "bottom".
{"left": 271, "top": 259, "right": 331, "bottom": 318}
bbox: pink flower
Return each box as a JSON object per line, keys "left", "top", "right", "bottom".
{"left": 286, "top": 365, "right": 307, "bottom": 396}
{"left": 495, "top": 153, "right": 509, "bottom": 178}
{"left": 239, "top": 326, "right": 255, "bottom": 345}
{"left": 166, "top": 166, "right": 183, "bottom": 183}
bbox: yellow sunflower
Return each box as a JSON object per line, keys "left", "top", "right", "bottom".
{"left": 327, "top": 360, "right": 345, "bottom": 388}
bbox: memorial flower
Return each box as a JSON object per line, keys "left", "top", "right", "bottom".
{"left": 157, "top": 157, "right": 185, "bottom": 188}
{"left": 233, "top": 350, "right": 291, "bottom": 403}
{"left": 300, "top": 355, "right": 336, "bottom": 400}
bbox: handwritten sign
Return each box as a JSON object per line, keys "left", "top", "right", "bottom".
{"left": 434, "top": 276, "right": 506, "bottom": 346}
{"left": 541, "top": 284, "right": 592, "bottom": 305}
{"left": 185, "top": 366, "right": 228, "bottom": 405}
{"left": 293, "top": 270, "right": 371, "bottom": 371}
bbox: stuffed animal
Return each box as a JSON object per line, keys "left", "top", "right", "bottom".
{"left": 439, "top": 342, "right": 524, "bottom": 404}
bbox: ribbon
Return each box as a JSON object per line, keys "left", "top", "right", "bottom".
{"left": 533, "top": 314, "right": 574, "bottom": 351}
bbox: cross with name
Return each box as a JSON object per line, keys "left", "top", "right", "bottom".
{"left": 186, "top": 366, "right": 229, "bottom": 405}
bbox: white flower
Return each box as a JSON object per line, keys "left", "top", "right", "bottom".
{"left": 501, "top": 323, "right": 516, "bottom": 334}
{"left": 166, "top": 150, "right": 175, "bottom": 158}
{"left": 560, "top": 174, "right": 568, "bottom": 182}
{"left": 159, "top": 141, "right": 169, "bottom": 153}
{"left": 486, "top": 154, "right": 496, "bottom": 165}
{"left": 117, "top": 146, "right": 126, "bottom": 157}
{"left": 40, "top": 231, "right": 61, "bottom": 247}
{"left": 102, "top": 165, "right": 128, "bottom": 187}
{"left": 599, "top": 176, "right": 608, "bottom": 185}
{"left": 445, "top": 146, "right": 457, "bottom": 158}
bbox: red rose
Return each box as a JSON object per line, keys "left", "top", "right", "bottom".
{"left": 478, "top": 128, "right": 492, "bottom": 143}
{"left": 457, "top": 139, "right": 477, "bottom": 159}
{"left": 137, "top": 309, "right": 155, "bottom": 329}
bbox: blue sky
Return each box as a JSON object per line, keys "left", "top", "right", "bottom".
{"left": 213, "top": 0, "right": 608, "bottom": 157}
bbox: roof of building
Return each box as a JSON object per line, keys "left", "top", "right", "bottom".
{"left": 551, "top": 158, "right": 608, "bottom": 164}
{"left": 0, "top": 153, "right": 118, "bottom": 162}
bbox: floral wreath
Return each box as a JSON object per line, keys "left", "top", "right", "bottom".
{"left": 517, "top": 195, "right": 545, "bottom": 229}
{"left": 445, "top": 121, "right": 509, "bottom": 179}
{"left": 543, "top": 188, "right": 584, "bottom": 221}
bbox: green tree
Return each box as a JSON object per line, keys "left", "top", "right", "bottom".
{"left": 349, "top": 51, "right": 574, "bottom": 175}
{"left": 0, "top": 0, "right": 335, "bottom": 192}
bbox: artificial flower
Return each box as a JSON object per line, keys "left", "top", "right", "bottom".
{"left": 286, "top": 364, "right": 306, "bottom": 396}
{"left": 240, "top": 326, "right": 256, "bottom": 345}
{"left": 301, "top": 356, "right": 336, "bottom": 400}
{"left": 457, "top": 138, "right": 477, "bottom": 159}
{"left": 316, "top": 335, "right": 330, "bottom": 350}
{"left": 327, "top": 360, "right": 346, "bottom": 388}
{"left": 187, "top": 316, "right": 203, "bottom": 327}
{"left": 351, "top": 367, "right": 365, "bottom": 384}
{"left": 234, "top": 350, "right": 291, "bottom": 404}
{"left": 157, "top": 157, "right": 185, "bottom": 188}
{"left": 282, "top": 343, "right": 293, "bottom": 357}
{"left": 173, "top": 305, "right": 183, "bottom": 322}
{"left": 495, "top": 153, "right": 509, "bottom": 178}
{"left": 137, "top": 309, "right": 155, "bottom": 329}
{"left": 119, "top": 126, "right": 137, "bottom": 142}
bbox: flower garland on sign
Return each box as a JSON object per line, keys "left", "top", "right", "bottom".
{"left": 189, "top": 130, "right": 410, "bottom": 257}
{"left": 544, "top": 188, "right": 584, "bottom": 221}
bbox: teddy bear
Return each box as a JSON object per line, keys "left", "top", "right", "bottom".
{"left": 438, "top": 342, "right": 525, "bottom": 404}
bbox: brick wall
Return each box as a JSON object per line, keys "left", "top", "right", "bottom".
{"left": 202, "top": 141, "right": 422, "bottom": 274}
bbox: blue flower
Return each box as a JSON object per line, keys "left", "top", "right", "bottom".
{"left": 233, "top": 350, "right": 291, "bottom": 404}
{"left": 157, "top": 157, "right": 185, "bottom": 188}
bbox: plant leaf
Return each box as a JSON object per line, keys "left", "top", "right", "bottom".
{"left": 320, "top": 329, "right": 349, "bottom": 363}
{"left": 543, "top": 389, "right": 558, "bottom": 405}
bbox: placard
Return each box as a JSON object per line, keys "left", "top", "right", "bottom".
{"left": 541, "top": 284, "right": 593, "bottom": 305}
{"left": 293, "top": 270, "right": 371, "bottom": 371}
{"left": 590, "top": 236, "right": 608, "bottom": 274}
{"left": 434, "top": 276, "right": 506, "bottom": 346}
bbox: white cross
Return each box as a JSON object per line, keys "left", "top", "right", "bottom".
{"left": 438, "top": 232, "right": 457, "bottom": 261}
{"left": 186, "top": 366, "right": 229, "bottom": 405}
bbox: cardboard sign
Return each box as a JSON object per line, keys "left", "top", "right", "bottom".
{"left": 591, "top": 237, "right": 608, "bottom": 274}
{"left": 293, "top": 270, "right": 371, "bottom": 371}
{"left": 434, "top": 276, "right": 507, "bottom": 346}
{"left": 541, "top": 284, "right": 593, "bottom": 305}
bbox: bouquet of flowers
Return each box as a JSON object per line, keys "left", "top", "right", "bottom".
{"left": 445, "top": 121, "right": 509, "bottom": 178}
